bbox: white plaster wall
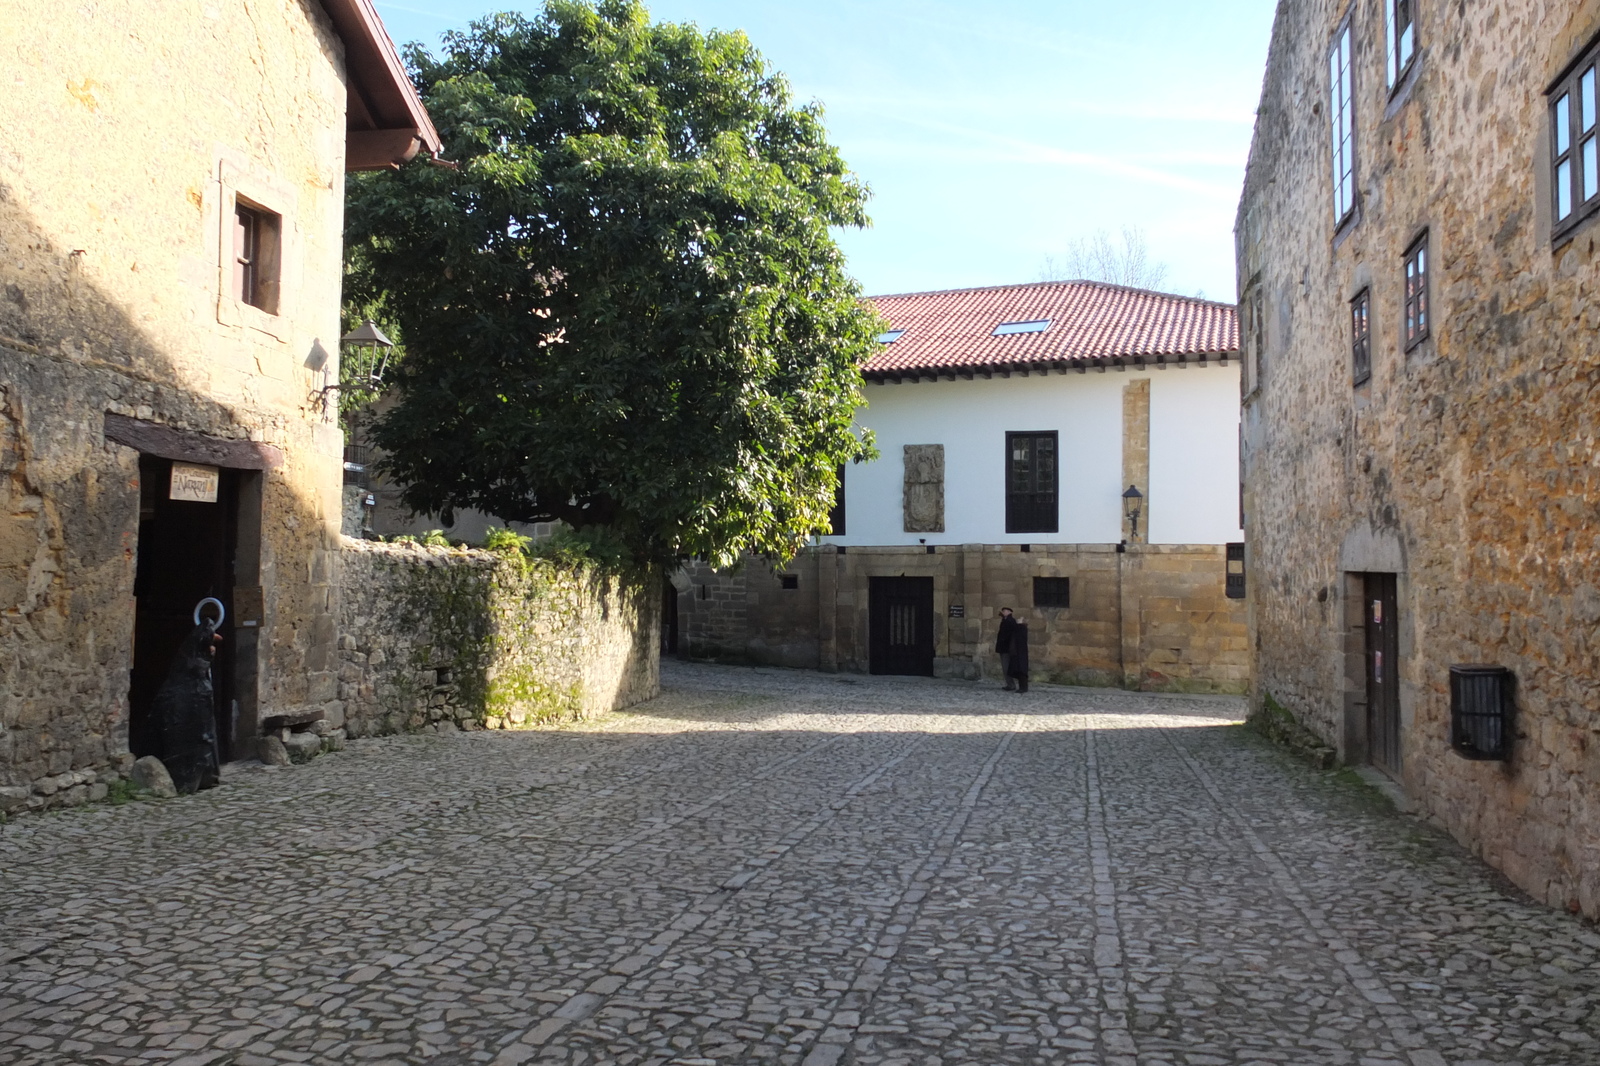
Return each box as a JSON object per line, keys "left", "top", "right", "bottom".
{"left": 825, "top": 365, "right": 1241, "bottom": 547}
{"left": 1149, "top": 364, "right": 1246, "bottom": 545}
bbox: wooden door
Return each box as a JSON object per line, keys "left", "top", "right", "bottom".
{"left": 869, "top": 577, "right": 935, "bottom": 676}
{"left": 1364, "top": 572, "right": 1401, "bottom": 776}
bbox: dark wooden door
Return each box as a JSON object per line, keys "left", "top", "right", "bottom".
{"left": 661, "top": 579, "right": 679, "bottom": 656}
{"left": 1364, "top": 572, "right": 1401, "bottom": 776}
{"left": 869, "top": 577, "right": 935, "bottom": 676}
{"left": 129, "top": 456, "right": 239, "bottom": 761}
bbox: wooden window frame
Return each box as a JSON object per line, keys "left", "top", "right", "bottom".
{"left": 231, "top": 198, "right": 281, "bottom": 315}
{"left": 1329, "top": 22, "right": 1357, "bottom": 225}
{"left": 1005, "top": 431, "right": 1059, "bottom": 535}
{"left": 1384, "top": 0, "right": 1417, "bottom": 90}
{"left": 1549, "top": 35, "right": 1600, "bottom": 242}
{"left": 1403, "top": 234, "right": 1429, "bottom": 351}
{"left": 1351, "top": 288, "right": 1372, "bottom": 385}
{"left": 1033, "top": 576, "right": 1071, "bottom": 609}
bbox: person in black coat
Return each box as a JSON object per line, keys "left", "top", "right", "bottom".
{"left": 1007, "top": 621, "right": 1030, "bottom": 694}
{"left": 995, "top": 608, "right": 1019, "bottom": 691}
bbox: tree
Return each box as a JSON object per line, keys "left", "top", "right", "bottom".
{"left": 344, "top": 2, "right": 879, "bottom": 568}
{"left": 1038, "top": 226, "right": 1170, "bottom": 291}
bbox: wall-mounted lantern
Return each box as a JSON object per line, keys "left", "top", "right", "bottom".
{"left": 1122, "top": 484, "right": 1144, "bottom": 542}
{"left": 340, "top": 320, "right": 395, "bottom": 399}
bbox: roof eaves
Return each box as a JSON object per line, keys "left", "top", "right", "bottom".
{"left": 321, "top": 0, "right": 444, "bottom": 171}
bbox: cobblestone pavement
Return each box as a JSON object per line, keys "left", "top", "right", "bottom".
{"left": 3, "top": 663, "right": 1598, "bottom": 1066}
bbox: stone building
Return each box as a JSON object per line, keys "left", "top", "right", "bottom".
{"left": 0, "top": 0, "right": 440, "bottom": 809}
{"left": 1238, "top": 0, "right": 1600, "bottom": 915}
{"left": 678, "top": 282, "right": 1249, "bottom": 693}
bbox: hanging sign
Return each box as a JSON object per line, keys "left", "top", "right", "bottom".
{"left": 170, "top": 462, "right": 220, "bottom": 503}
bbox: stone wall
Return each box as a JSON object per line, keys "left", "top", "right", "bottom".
{"left": 1, "top": 0, "right": 350, "bottom": 806}
{"left": 1239, "top": 0, "right": 1600, "bottom": 915}
{"left": 339, "top": 540, "right": 660, "bottom": 736}
{"left": 679, "top": 543, "right": 1248, "bottom": 693}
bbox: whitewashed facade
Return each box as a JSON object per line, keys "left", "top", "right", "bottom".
{"left": 829, "top": 366, "right": 1243, "bottom": 548}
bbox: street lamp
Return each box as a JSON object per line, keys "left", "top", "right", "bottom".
{"left": 334, "top": 321, "right": 396, "bottom": 535}
{"left": 339, "top": 319, "right": 395, "bottom": 400}
{"left": 1122, "top": 484, "right": 1144, "bottom": 542}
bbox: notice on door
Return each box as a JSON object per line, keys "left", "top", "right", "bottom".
{"left": 170, "top": 462, "right": 220, "bottom": 503}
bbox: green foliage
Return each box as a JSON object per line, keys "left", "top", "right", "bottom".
{"left": 527, "top": 526, "right": 631, "bottom": 570}
{"left": 105, "top": 778, "right": 137, "bottom": 805}
{"left": 482, "top": 526, "right": 535, "bottom": 555}
{"left": 345, "top": 1, "right": 879, "bottom": 569}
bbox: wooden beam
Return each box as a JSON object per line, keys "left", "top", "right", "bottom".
{"left": 104, "top": 414, "right": 285, "bottom": 469}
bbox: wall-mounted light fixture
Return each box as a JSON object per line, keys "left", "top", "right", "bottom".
{"left": 318, "top": 319, "right": 396, "bottom": 416}
{"left": 1122, "top": 484, "right": 1144, "bottom": 542}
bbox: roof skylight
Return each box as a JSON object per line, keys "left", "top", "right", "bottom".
{"left": 993, "top": 319, "right": 1051, "bottom": 336}
{"left": 876, "top": 330, "right": 906, "bottom": 343}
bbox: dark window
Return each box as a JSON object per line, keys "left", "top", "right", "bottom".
{"left": 780, "top": 574, "right": 799, "bottom": 590}
{"left": 1351, "top": 289, "right": 1371, "bottom": 385}
{"left": 1385, "top": 0, "right": 1415, "bottom": 88}
{"left": 828, "top": 464, "right": 846, "bottom": 535}
{"left": 1006, "top": 431, "right": 1058, "bottom": 534}
{"left": 1226, "top": 543, "right": 1246, "bottom": 599}
{"left": 1033, "top": 577, "right": 1070, "bottom": 608}
{"left": 1403, "top": 235, "right": 1429, "bottom": 349}
{"left": 1550, "top": 41, "right": 1600, "bottom": 238}
{"left": 1330, "top": 23, "right": 1356, "bottom": 223}
{"left": 232, "top": 200, "right": 280, "bottom": 313}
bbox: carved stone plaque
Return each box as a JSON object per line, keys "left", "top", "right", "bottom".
{"left": 903, "top": 444, "right": 945, "bottom": 533}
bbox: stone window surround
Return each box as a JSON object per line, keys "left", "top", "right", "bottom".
{"left": 1240, "top": 281, "right": 1265, "bottom": 401}
{"left": 214, "top": 152, "right": 299, "bottom": 344}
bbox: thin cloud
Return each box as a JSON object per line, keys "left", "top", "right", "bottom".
{"left": 374, "top": 2, "right": 464, "bottom": 24}
{"left": 855, "top": 115, "right": 1242, "bottom": 200}
{"left": 813, "top": 89, "right": 1256, "bottom": 129}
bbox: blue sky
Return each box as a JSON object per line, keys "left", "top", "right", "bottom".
{"left": 374, "top": 1, "right": 1278, "bottom": 300}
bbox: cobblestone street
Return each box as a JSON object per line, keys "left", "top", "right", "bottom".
{"left": 3, "top": 663, "right": 1597, "bottom": 1066}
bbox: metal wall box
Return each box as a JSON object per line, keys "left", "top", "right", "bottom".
{"left": 1449, "top": 665, "right": 1514, "bottom": 761}
{"left": 1225, "top": 543, "right": 1246, "bottom": 599}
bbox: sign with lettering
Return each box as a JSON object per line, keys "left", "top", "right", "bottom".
{"left": 948, "top": 604, "right": 965, "bottom": 618}
{"left": 170, "top": 462, "right": 220, "bottom": 503}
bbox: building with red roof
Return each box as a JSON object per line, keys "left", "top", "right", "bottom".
{"left": 675, "top": 281, "right": 1250, "bottom": 692}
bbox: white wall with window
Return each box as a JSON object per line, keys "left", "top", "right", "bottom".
{"left": 822, "top": 366, "right": 1244, "bottom": 547}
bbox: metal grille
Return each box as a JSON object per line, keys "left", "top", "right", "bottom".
{"left": 343, "top": 444, "right": 372, "bottom": 488}
{"left": 1450, "top": 665, "right": 1513, "bottom": 761}
{"left": 889, "top": 603, "right": 917, "bottom": 646}
{"left": 1006, "top": 431, "right": 1058, "bottom": 534}
{"left": 1033, "top": 577, "right": 1071, "bottom": 608}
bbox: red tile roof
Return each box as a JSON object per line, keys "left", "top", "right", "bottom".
{"left": 863, "top": 281, "right": 1239, "bottom": 381}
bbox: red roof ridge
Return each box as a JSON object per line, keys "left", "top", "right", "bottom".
{"left": 861, "top": 279, "right": 1240, "bottom": 380}
{"left": 868, "top": 278, "right": 1236, "bottom": 312}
